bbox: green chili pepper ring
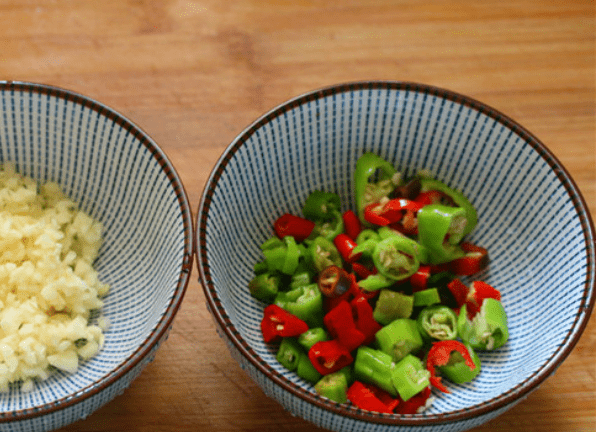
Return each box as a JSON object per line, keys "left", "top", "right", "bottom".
{"left": 373, "top": 235, "right": 420, "bottom": 280}
{"left": 418, "top": 305, "right": 458, "bottom": 341}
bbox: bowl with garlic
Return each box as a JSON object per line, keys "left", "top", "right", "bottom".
{"left": 0, "top": 81, "right": 193, "bottom": 432}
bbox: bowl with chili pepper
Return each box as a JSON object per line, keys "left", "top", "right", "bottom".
{"left": 196, "top": 81, "right": 595, "bottom": 431}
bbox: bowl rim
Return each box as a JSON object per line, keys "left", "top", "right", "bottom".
{"left": 0, "top": 81, "right": 195, "bottom": 422}
{"left": 196, "top": 80, "right": 596, "bottom": 425}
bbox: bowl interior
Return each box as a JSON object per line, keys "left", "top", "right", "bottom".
{"left": 0, "top": 83, "right": 192, "bottom": 414}
{"left": 198, "top": 83, "right": 595, "bottom": 422}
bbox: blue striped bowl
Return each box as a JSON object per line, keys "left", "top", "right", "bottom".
{"left": 197, "top": 82, "right": 595, "bottom": 431}
{"left": 0, "top": 82, "right": 194, "bottom": 431}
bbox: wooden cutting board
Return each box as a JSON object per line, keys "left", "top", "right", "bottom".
{"left": 1, "top": 1, "right": 594, "bottom": 431}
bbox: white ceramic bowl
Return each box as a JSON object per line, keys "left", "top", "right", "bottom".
{"left": 0, "top": 81, "right": 194, "bottom": 431}
{"left": 197, "top": 81, "right": 595, "bottom": 431}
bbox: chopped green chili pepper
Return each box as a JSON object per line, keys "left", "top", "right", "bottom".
{"left": 391, "top": 354, "right": 431, "bottom": 402}
{"left": 253, "top": 260, "right": 269, "bottom": 275}
{"left": 417, "top": 305, "right": 458, "bottom": 341}
{"left": 263, "top": 247, "right": 287, "bottom": 272}
{"left": 413, "top": 288, "right": 441, "bottom": 307}
{"left": 302, "top": 190, "right": 342, "bottom": 221}
{"left": 372, "top": 235, "right": 420, "bottom": 280}
{"left": 353, "top": 346, "right": 397, "bottom": 396}
{"left": 248, "top": 272, "right": 280, "bottom": 302}
{"left": 298, "top": 327, "right": 329, "bottom": 351}
{"left": 297, "top": 352, "right": 322, "bottom": 384}
{"left": 419, "top": 177, "right": 478, "bottom": 236}
{"left": 357, "top": 273, "right": 394, "bottom": 292}
{"left": 417, "top": 204, "right": 467, "bottom": 265}
{"left": 372, "top": 289, "right": 414, "bottom": 325}
{"left": 351, "top": 238, "right": 378, "bottom": 258}
{"left": 281, "top": 236, "right": 301, "bottom": 274}
{"left": 312, "top": 210, "right": 345, "bottom": 241}
{"left": 276, "top": 338, "right": 304, "bottom": 371}
{"left": 375, "top": 319, "right": 423, "bottom": 362}
{"left": 262, "top": 235, "right": 302, "bottom": 275}
{"left": 309, "top": 236, "right": 343, "bottom": 273}
{"left": 261, "top": 235, "right": 285, "bottom": 251}
{"left": 290, "top": 271, "right": 313, "bottom": 290}
{"left": 338, "top": 365, "right": 354, "bottom": 386}
{"left": 377, "top": 226, "right": 429, "bottom": 263}
{"left": 458, "top": 298, "right": 509, "bottom": 350}
{"left": 356, "top": 228, "right": 380, "bottom": 244}
{"left": 274, "top": 283, "right": 324, "bottom": 328}
{"left": 315, "top": 370, "right": 349, "bottom": 403}
{"left": 438, "top": 344, "right": 481, "bottom": 384}
{"left": 355, "top": 152, "right": 400, "bottom": 225}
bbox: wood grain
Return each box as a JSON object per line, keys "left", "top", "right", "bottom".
{"left": 0, "top": 1, "right": 594, "bottom": 430}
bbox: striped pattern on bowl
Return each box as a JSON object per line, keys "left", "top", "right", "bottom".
{"left": 0, "top": 82, "right": 193, "bottom": 432}
{"left": 197, "top": 81, "right": 595, "bottom": 432}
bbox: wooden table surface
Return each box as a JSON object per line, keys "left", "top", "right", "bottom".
{"left": 1, "top": 1, "right": 595, "bottom": 431}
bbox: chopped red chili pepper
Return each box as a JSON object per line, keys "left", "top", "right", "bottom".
{"left": 318, "top": 265, "right": 353, "bottom": 298}
{"left": 342, "top": 210, "right": 362, "bottom": 240}
{"left": 393, "top": 177, "right": 421, "bottom": 200}
{"left": 395, "top": 387, "right": 431, "bottom": 414}
{"left": 323, "top": 270, "right": 362, "bottom": 312}
{"left": 323, "top": 300, "right": 366, "bottom": 351}
{"left": 466, "top": 280, "right": 502, "bottom": 318}
{"left": 447, "top": 278, "right": 469, "bottom": 310}
{"left": 273, "top": 213, "right": 315, "bottom": 242}
{"left": 377, "top": 200, "right": 403, "bottom": 224}
{"left": 409, "top": 264, "right": 431, "bottom": 292}
{"left": 414, "top": 190, "right": 455, "bottom": 207}
{"left": 333, "top": 233, "right": 362, "bottom": 263}
{"left": 363, "top": 199, "right": 423, "bottom": 232}
{"left": 363, "top": 202, "right": 392, "bottom": 226}
{"left": 260, "top": 304, "right": 310, "bottom": 343}
{"left": 323, "top": 289, "right": 353, "bottom": 313}
{"left": 381, "top": 198, "right": 423, "bottom": 235}
{"left": 431, "top": 262, "right": 451, "bottom": 273}
{"left": 348, "top": 272, "right": 379, "bottom": 301}
{"left": 470, "top": 281, "right": 501, "bottom": 302}
{"left": 308, "top": 340, "right": 353, "bottom": 375}
{"left": 426, "top": 340, "right": 476, "bottom": 393}
{"left": 414, "top": 190, "right": 441, "bottom": 206}
{"left": 449, "top": 243, "right": 489, "bottom": 275}
{"left": 350, "top": 295, "right": 382, "bottom": 345}
{"left": 365, "top": 382, "right": 401, "bottom": 412}
{"left": 346, "top": 381, "right": 396, "bottom": 414}
{"left": 351, "top": 261, "right": 378, "bottom": 280}
{"left": 323, "top": 271, "right": 380, "bottom": 323}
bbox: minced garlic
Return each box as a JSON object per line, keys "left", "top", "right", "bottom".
{"left": 0, "top": 162, "right": 109, "bottom": 391}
